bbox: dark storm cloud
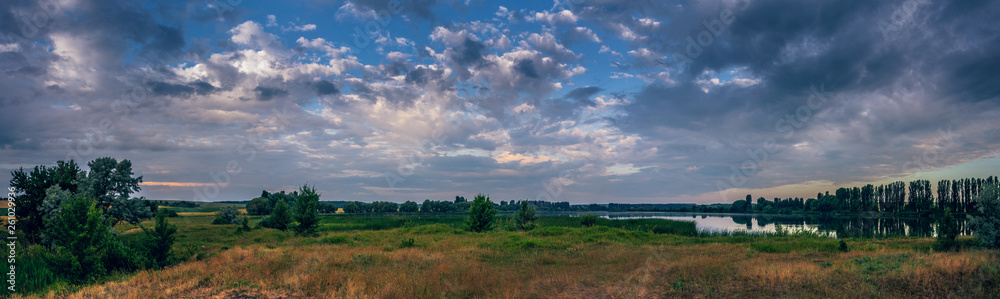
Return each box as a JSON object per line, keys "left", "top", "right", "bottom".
{"left": 514, "top": 58, "right": 538, "bottom": 78}
{"left": 254, "top": 86, "right": 290, "bottom": 101}
{"left": 314, "top": 80, "right": 340, "bottom": 96}
{"left": 564, "top": 86, "right": 602, "bottom": 105}
{"left": 404, "top": 67, "right": 444, "bottom": 85}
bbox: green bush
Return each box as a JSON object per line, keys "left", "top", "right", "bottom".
{"left": 466, "top": 194, "right": 496, "bottom": 232}
{"left": 146, "top": 210, "right": 177, "bottom": 268}
{"left": 400, "top": 238, "right": 416, "bottom": 248}
{"left": 259, "top": 199, "right": 293, "bottom": 231}
{"left": 580, "top": 214, "right": 599, "bottom": 227}
{"left": 970, "top": 184, "right": 1000, "bottom": 249}
{"left": 212, "top": 206, "right": 242, "bottom": 225}
{"left": 160, "top": 208, "right": 179, "bottom": 217}
{"left": 516, "top": 201, "right": 538, "bottom": 231}
{"left": 294, "top": 185, "right": 320, "bottom": 236}
{"left": 934, "top": 209, "right": 959, "bottom": 251}
{"left": 44, "top": 195, "right": 111, "bottom": 283}
{"left": 321, "top": 235, "right": 350, "bottom": 244}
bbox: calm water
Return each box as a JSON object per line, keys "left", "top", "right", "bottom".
{"left": 542, "top": 212, "right": 970, "bottom": 238}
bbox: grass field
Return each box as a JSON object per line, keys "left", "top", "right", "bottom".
{"left": 15, "top": 209, "right": 999, "bottom": 298}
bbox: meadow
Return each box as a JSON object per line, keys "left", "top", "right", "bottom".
{"left": 16, "top": 209, "right": 999, "bottom": 298}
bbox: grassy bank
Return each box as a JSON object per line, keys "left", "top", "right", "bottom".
{"left": 14, "top": 214, "right": 1000, "bottom": 298}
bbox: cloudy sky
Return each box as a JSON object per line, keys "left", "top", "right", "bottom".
{"left": 2, "top": 0, "right": 998, "bottom": 204}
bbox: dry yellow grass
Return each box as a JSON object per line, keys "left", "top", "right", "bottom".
{"left": 24, "top": 232, "right": 998, "bottom": 299}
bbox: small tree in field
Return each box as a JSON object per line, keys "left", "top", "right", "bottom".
{"left": 45, "top": 195, "right": 110, "bottom": 282}
{"left": 146, "top": 209, "right": 177, "bottom": 268}
{"left": 260, "top": 198, "right": 293, "bottom": 231}
{"left": 516, "top": 201, "right": 537, "bottom": 231}
{"left": 466, "top": 194, "right": 496, "bottom": 232}
{"left": 294, "top": 185, "right": 320, "bottom": 236}
{"left": 970, "top": 184, "right": 1000, "bottom": 248}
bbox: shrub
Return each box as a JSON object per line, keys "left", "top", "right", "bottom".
{"left": 466, "top": 194, "right": 496, "bottom": 232}
{"left": 145, "top": 210, "right": 177, "bottom": 268}
{"left": 934, "top": 208, "right": 959, "bottom": 251}
{"left": 839, "top": 240, "right": 849, "bottom": 252}
{"left": 516, "top": 201, "right": 538, "bottom": 231}
{"left": 400, "top": 238, "right": 416, "bottom": 248}
{"left": 212, "top": 206, "right": 242, "bottom": 224}
{"left": 580, "top": 214, "right": 599, "bottom": 227}
{"left": 970, "top": 184, "right": 1000, "bottom": 248}
{"left": 259, "top": 199, "right": 293, "bottom": 231}
{"left": 236, "top": 216, "right": 252, "bottom": 234}
{"left": 44, "top": 195, "right": 111, "bottom": 283}
{"left": 160, "top": 208, "right": 179, "bottom": 217}
{"left": 294, "top": 185, "right": 320, "bottom": 236}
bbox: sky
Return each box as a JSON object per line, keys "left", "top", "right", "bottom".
{"left": 1, "top": 0, "right": 998, "bottom": 204}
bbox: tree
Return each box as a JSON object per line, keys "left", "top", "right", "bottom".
{"left": 344, "top": 201, "right": 361, "bottom": 213}
{"left": 10, "top": 160, "right": 82, "bottom": 243}
{"left": 421, "top": 199, "right": 434, "bottom": 213}
{"left": 294, "top": 185, "right": 320, "bottom": 236}
{"left": 516, "top": 201, "right": 538, "bottom": 231}
{"left": 969, "top": 184, "right": 1000, "bottom": 248}
{"left": 934, "top": 208, "right": 959, "bottom": 252}
{"left": 77, "top": 157, "right": 150, "bottom": 226}
{"left": 260, "top": 199, "right": 293, "bottom": 231}
{"left": 317, "top": 202, "right": 338, "bottom": 214}
{"left": 730, "top": 199, "right": 751, "bottom": 213}
{"left": 246, "top": 197, "right": 272, "bottom": 215}
{"left": 400, "top": 201, "right": 419, "bottom": 212}
{"left": 145, "top": 209, "right": 177, "bottom": 268}
{"left": 212, "top": 206, "right": 242, "bottom": 225}
{"left": 465, "top": 194, "right": 496, "bottom": 232}
{"left": 44, "top": 195, "right": 111, "bottom": 282}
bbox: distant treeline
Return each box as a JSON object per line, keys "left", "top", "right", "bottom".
{"left": 335, "top": 196, "right": 732, "bottom": 214}
{"left": 730, "top": 176, "right": 998, "bottom": 214}
{"left": 152, "top": 200, "right": 201, "bottom": 208}
{"left": 246, "top": 190, "right": 340, "bottom": 215}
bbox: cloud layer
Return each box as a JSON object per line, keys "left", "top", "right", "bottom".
{"left": 1, "top": 0, "right": 998, "bottom": 203}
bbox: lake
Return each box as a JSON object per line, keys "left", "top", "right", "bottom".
{"left": 541, "top": 212, "right": 971, "bottom": 238}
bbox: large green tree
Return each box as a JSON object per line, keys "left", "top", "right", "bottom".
{"left": 10, "top": 160, "right": 82, "bottom": 242}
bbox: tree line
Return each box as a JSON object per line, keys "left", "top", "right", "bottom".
{"left": 730, "top": 176, "right": 998, "bottom": 214}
